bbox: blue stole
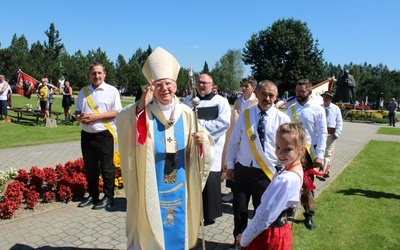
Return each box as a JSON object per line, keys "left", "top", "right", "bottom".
{"left": 154, "top": 115, "right": 186, "bottom": 250}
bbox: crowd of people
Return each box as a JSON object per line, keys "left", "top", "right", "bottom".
{"left": 0, "top": 47, "right": 397, "bottom": 249}
{"left": 112, "top": 48, "right": 343, "bottom": 249}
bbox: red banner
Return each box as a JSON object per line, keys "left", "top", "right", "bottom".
{"left": 16, "top": 70, "right": 40, "bottom": 99}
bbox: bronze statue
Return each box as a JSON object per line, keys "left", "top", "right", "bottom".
{"left": 334, "top": 70, "right": 356, "bottom": 104}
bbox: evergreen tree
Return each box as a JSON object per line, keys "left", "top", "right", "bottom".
{"left": 6, "top": 34, "right": 31, "bottom": 83}
{"left": 115, "top": 54, "right": 131, "bottom": 94}
{"left": 201, "top": 62, "right": 210, "bottom": 73}
{"left": 43, "top": 23, "right": 65, "bottom": 84}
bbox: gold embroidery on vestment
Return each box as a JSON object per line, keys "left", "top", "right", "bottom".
{"left": 159, "top": 182, "right": 183, "bottom": 194}
{"left": 164, "top": 169, "right": 177, "bottom": 184}
{"left": 159, "top": 198, "right": 183, "bottom": 226}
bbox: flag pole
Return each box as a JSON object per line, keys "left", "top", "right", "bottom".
{"left": 188, "top": 67, "right": 206, "bottom": 250}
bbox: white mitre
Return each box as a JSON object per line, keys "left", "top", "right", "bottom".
{"left": 142, "top": 47, "right": 180, "bottom": 81}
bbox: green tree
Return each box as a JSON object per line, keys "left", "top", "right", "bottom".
{"left": 115, "top": 54, "right": 131, "bottom": 93}
{"left": 0, "top": 46, "right": 13, "bottom": 82}
{"left": 29, "top": 41, "right": 46, "bottom": 78}
{"left": 127, "top": 56, "right": 146, "bottom": 96}
{"left": 243, "top": 18, "right": 325, "bottom": 95}
{"left": 132, "top": 45, "right": 153, "bottom": 68}
{"left": 61, "top": 51, "right": 89, "bottom": 90}
{"left": 211, "top": 49, "right": 244, "bottom": 92}
{"left": 43, "top": 23, "right": 65, "bottom": 84}
{"left": 125, "top": 46, "right": 154, "bottom": 96}
{"left": 177, "top": 67, "right": 190, "bottom": 96}
{"left": 201, "top": 62, "right": 210, "bottom": 73}
{"left": 86, "top": 48, "right": 116, "bottom": 85}
{"left": 5, "top": 34, "right": 31, "bottom": 83}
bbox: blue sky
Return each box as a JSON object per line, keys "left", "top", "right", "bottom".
{"left": 1, "top": 0, "right": 399, "bottom": 77}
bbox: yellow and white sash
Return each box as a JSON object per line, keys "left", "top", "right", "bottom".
{"left": 244, "top": 109, "right": 274, "bottom": 181}
{"left": 83, "top": 86, "right": 117, "bottom": 143}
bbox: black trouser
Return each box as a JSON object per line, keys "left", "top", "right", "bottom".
{"left": 389, "top": 112, "right": 396, "bottom": 125}
{"left": 0, "top": 100, "right": 7, "bottom": 117}
{"left": 304, "top": 146, "right": 316, "bottom": 217}
{"left": 232, "top": 162, "right": 271, "bottom": 238}
{"left": 81, "top": 130, "right": 115, "bottom": 200}
{"left": 203, "top": 171, "right": 222, "bottom": 220}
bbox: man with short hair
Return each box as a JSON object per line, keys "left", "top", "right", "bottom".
{"left": 226, "top": 80, "right": 291, "bottom": 244}
{"left": 184, "top": 73, "right": 231, "bottom": 225}
{"left": 286, "top": 79, "right": 328, "bottom": 230}
{"left": 388, "top": 98, "right": 398, "bottom": 127}
{"left": 222, "top": 76, "right": 258, "bottom": 203}
{"left": 0, "top": 75, "right": 10, "bottom": 121}
{"left": 320, "top": 91, "right": 343, "bottom": 178}
{"left": 75, "top": 63, "right": 122, "bottom": 210}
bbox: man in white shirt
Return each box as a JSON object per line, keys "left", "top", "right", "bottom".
{"left": 184, "top": 73, "right": 231, "bottom": 225}
{"left": 286, "top": 79, "right": 328, "bottom": 230}
{"left": 221, "top": 77, "right": 258, "bottom": 203}
{"left": 75, "top": 62, "right": 122, "bottom": 210}
{"left": 321, "top": 91, "right": 343, "bottom": 178}
{"left": 226, "top": 80, "right": 290, "bottom": 244}
{"left": 0, "top": 75, "right": 10, "bottom": 121}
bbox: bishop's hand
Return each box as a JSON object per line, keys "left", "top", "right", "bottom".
{"left": 138, "top": 80, "right": 156, "bottom": 111}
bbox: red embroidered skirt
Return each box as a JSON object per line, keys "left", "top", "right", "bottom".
{"left": 243, "top": 223, "right": 292, "bottom": 250}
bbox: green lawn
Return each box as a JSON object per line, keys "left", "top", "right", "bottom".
{"left": 0, "top": 94, "right": 135, "bottom": 149}
{"left": 293, "top": 140, "right": 400, "bottom": 249}
{"left": 377, "top": 127, "right": 400, "bottom": 135}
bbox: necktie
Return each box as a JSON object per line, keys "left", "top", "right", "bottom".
{"left": 258, "top": 111, "right": 266, "bottom": 152}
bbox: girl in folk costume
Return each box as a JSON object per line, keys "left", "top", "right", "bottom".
{"left": 237, "top": 122, "right": 311, "bottom": 250}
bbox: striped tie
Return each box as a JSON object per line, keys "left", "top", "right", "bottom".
{"left": 258, "top": 111, "right": 266, "bottom": 152}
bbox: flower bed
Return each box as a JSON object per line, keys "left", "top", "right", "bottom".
{"left": 0, "top": 150, "right": 123, "bottom": 220}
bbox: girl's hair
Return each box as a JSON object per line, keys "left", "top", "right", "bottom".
{"left": 277, "top": 122, "right": 314, "bottom": 211}
{"left": 276, "top": 122, "right": 307, "bottom": 151}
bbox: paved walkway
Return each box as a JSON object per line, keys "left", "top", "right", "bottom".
{"left": 0, "top": 122, "right": 399, "bottom": 250}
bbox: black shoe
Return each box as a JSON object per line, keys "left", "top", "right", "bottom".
{"left": 92, "top": 197, "right": 114, "bottom": 210}
{"left": 304, "top": 216, "right": 315, "bottom": 230}
{"left": 78, "top": 197, "right": 98, "bottom": 207}
{"left": 204, "top": 219, "right": 215, "bottom": 226}
{"left": 221, "top": 192, "right": 233, "bottom": 203}
{"left": 286, "top": 207, "right": 295, "bottom": 217}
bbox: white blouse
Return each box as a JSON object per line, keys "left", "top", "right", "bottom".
{"left": 240, "top": 169, "right": 303, "bottom": 247}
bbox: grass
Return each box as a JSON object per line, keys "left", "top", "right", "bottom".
{"left": 293, "top": 140, "right": 400, "bottom": 249}
{"left": 0, "top": 94, "right": 135, "bottom": 149}
{"left": 377, "top": 127, "right": 400, "bottom": 136}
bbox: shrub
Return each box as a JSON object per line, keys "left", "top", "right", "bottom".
{"left": 0, "top": 152, "right": 122, "bottom": 219}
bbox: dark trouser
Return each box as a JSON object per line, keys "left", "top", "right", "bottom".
{"left": 233, "top": 162, "right": 271, "bottom": 238}
{"left": 304, "top": 147, "right": 316, "bottom": 217}
{"left": 81, "top": 130, "right": 115, "bottom": 200}
{"left": 0, "top": 100, "right": 7, "bottom": 118}
{"left": 203, "top": 171, "right": 222, "bottom": 220}
{"left": 40, "top": 100, "right": 47, "bottom": 117}
{"left": 389, "top": 112, "right": 396, "bottom": 126}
